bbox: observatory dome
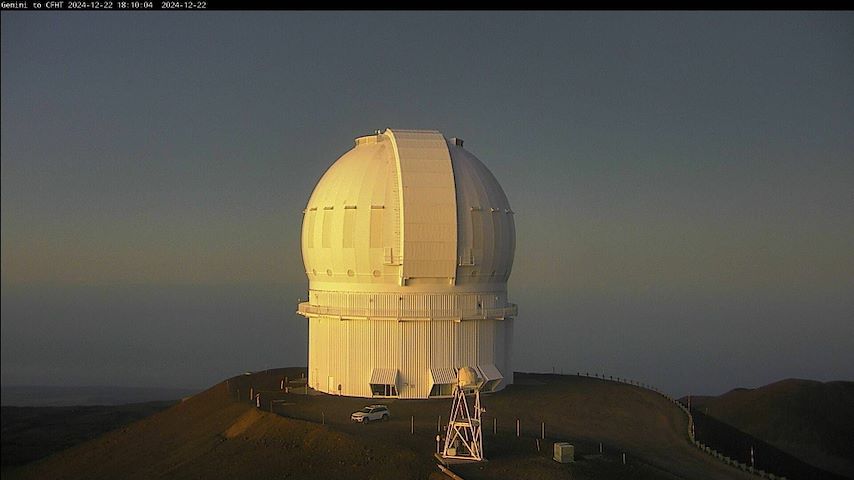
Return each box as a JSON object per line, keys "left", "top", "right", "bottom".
{"left": 298, "top": 129, "right": 517, "bottom": 399}
{"left": 301, "top": 129, "right": 515, "bottom": 289}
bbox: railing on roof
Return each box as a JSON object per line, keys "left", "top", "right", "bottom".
{"left": 297, "top": 302, "right": 517, "bottom": 320}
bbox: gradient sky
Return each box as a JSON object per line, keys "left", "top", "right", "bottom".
{"left": 2, "top": 12, "right": 852, "bottom": 397}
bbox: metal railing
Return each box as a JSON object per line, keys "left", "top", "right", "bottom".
{"left": 577, "top": 371, "right": 788, "bottom": 480}
{"left": 297, "top": 302, "right": 517, "bottom": 320}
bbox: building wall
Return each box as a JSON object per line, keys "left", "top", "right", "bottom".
{"left": 307, "top": 314, "right": 512, "bottom": 399}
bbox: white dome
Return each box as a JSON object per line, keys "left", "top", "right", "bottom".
{"left": 297, "top": 129, "right": 517, "bottom": 399}
{"left": 301, "top": 128, "right": 515, "bottom": 291}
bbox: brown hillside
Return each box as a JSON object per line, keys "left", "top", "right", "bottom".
{"left": 1, "top": 401, "right": 176, "bottom": 467}
{"left": 691, "top": 378, "right": 854, "bottom": 478}
{"left": 5, "top": 369, "right": 755, "bottom": 480}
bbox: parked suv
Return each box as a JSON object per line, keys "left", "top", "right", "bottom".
{"left": 350, "top": 405, "right": 390, "bottom": 423}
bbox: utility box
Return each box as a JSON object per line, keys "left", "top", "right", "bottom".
{"left": 554, "top": 442, "right": 574, "bottom": 463}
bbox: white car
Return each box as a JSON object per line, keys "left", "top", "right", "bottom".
{"left": 350, "top": 405, "right": 390, "bottom": 423}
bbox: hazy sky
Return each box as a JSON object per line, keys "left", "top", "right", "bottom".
{"left": 2, "top": 12, "right": 852, "bottom": 397}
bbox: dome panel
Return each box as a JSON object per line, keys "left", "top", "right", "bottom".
{"left": 449, "top": 143, "right": 516, "bottom": 285}
{"left": 387, "top": 130, "right": 458, "bottom": 283}
{"left": 301, "top": 137, "right": 402, "bottom": 287}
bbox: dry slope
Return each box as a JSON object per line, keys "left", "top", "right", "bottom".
{"left": 6, "top": 368, "right": 756, "bottom": 480}
{"left": 691, "top": 378, "right": 854, "bottom": 478}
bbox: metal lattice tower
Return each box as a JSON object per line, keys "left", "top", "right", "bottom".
{"left": 442, "top": 368, "right": 484, "bottom": 461}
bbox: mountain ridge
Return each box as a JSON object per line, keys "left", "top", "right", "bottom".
{"left": 688, "top": 377, "right": 854, "bottom": 478}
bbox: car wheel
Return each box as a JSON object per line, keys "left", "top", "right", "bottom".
{"left": 382, "top": 414, "right": 389, "bottom": 421}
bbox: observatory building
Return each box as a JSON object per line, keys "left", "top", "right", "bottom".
{"left": 297, "top": 129, "right": 517, "bottom": 399}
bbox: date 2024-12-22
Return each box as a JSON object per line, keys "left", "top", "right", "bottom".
{"left": 60, "top": 1, "right": 207, "bottom": 8}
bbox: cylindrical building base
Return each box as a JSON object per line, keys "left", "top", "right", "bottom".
{"left": 307, "top": 316, "right": 513, "bottom": 399}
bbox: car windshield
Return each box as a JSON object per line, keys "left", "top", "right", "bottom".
{"left": 360, "top": 408, "right": 371, "bottom": 413}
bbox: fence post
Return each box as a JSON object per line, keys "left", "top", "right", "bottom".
{"left": 411, "top": 416, "right": 414, "bottom": 434}
{"left": 541, "top": 421, "right": 545, "bottom": 439}
{"left": 516, "top": 419, "right": 520, "bottom": 437}
{"left": 438, "top": 415, "right": 441, "bottom": 433}
{"left": 493, "top": 417, "right": 497, "bottom": 435}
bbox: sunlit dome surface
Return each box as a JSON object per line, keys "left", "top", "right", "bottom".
{"left": 301, "top": 128, "right": 515, "bottom": 290}
{"left": 298, "top": 128, "right": 517, "bottom": 399}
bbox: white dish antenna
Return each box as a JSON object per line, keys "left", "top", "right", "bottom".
{"left": 457, "top": 366, "right": 482, "bottom": 390}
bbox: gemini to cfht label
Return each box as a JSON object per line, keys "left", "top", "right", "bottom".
{"left": 0, "top": 0, "right": 208, "bottom": 8}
